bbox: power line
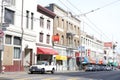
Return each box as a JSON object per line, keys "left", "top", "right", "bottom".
{"left": 65, "top": 0, "right": 120, "bottom": 41}
{"left": 83, "top": 0, "right": 120, "bottom": 15}
{"left": 58, "top": 0, "right": 77, "bottom": 15}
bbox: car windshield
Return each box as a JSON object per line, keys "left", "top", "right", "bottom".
{"left": 37, "top": 61, "right": 47, "bottom": 65}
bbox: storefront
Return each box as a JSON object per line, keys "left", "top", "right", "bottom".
{"left": 36, "top": 47, "right": 58, "bottom": 64}
{"left": 56, "top": 55, "right": 67, "bottom": 71}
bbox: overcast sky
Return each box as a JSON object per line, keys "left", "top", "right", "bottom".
{"left": 37, "top": 0, "right": 120, "bottom": 51}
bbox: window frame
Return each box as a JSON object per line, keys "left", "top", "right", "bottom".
{"left": 4, "top": 8, "right": 15, "bottom": 24}
{"left": 13, "top": 47, "right": 21, "bottom": 59}
{"left": 39, "top": 32, "right": 43, "bottom": 42}
{"left": 46, "top": 34, "right": 50, "bottom": 44}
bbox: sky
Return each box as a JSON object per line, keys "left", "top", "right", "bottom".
{"left": 37, "top": 0, "right": 120, "bottom": 52}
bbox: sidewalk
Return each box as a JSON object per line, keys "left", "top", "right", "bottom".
{"left": 0, "top": 70, "right": 83, "bottom": 75}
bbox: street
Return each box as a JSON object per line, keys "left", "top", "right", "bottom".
{"left": 0, "top": 70, "right": 120, "bottom": 80}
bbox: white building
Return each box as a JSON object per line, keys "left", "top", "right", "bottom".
{"left": 80, "top": 31, "right": 104, "bottom": 64}
{"left": 0, "top": 0, "right": 56, "bottom": 72}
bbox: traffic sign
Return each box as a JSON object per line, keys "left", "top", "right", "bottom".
{"left": 0, "top": 30, "right": 4, "bottom": 37}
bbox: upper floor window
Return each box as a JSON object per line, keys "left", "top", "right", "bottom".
{"left": 78, "top": 27, "right": 79, "bottom": 34}
{"left": 14, "top": 36, "right": 21, "bottom": 45}
{"left": 4, "top": 0, "right": 16, "bottom": 6}
{"left": 61, "top": 19, "right": 64, "bottom": 29}
{"left": 56, "top": 17, "right": 59, "bottom": 27}
{"left": 66, "top": 21, "right": 68, "bottom": 30}
{"left": 4, "top": 8, "right": 14, "bottom": 24}
{"left": 46, "top": 34, "right": 50, "bottom": 44}
{"left": 39, "top": 33, "right": 43, "bottom": 42}
{"left": 31, "top": 12, "right": 34, "bottom": 30}
{"left": 74, "top": 25, "right": 76, "bottom": 31}
{"left": 61, "top": 35, "right": 64, "bottom": 45}
{"left": 47, "top": 20, "right": 50, "bottom": 30}
{"left": 40, "top": 17, "right": 44, "bottom": 27}
{"left": 68, "top": 37, "right": 71, "bottom": 45}
{"left": 74, "top": 39, "right": 76, "bottom": 47}
{"left": 5, "top": 35, "right": 12, "bottom": 44}
{"left": 78, "top": 41, "right": 79, "bottom": 47}
{"left": 26, "top": 10, "right": 29, "bottom": 29}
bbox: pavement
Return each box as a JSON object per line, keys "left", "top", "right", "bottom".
{"left": 0, "top": 70, "right": 83, "bottom": 76}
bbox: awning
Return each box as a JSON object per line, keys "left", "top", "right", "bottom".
{"left": 82, "top": 57, "right": 89, "bottom": 64}
{"left": 37, "top": 47, "right": 58, "bottom": 55}
{"left": 56, "top": 55, "right": 67, "bottom": 60}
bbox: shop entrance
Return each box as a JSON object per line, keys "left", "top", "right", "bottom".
{"left": 37, "top": 54, "right": 52, "bottom": 64}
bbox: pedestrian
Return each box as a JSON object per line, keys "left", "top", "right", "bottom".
{"left": 2, "top": 66, "right": 5, "bottom": 74}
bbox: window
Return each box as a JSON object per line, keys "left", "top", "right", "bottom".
{"left": 4, "top": 0, "right": 16, "bottom": 6}
{"left": 74, "top": 40, "right": 76, "bottom": 47}
{"left": 68, "top": 37, "right": 71, "bottom": 45}
{"left": 74, "top": 25, "right": 76, "bottom": 31}
{"left": 26, "top": 10, "right": 29, "bottom": 29}
{"left": 40, "top": 17, "right": 44, "bottom": 27}
{"left": 61, "top": 35, "right": 64, "bottom": 45}
{"left": 39, "top": 33, "right": 43, "bottom": 42}
{"left": 4, "top": 8, "right": 15, "bottom": 24}
{"left": 14, "top": 47, "right": 21, "bottom": 59}
{"left": 56, "top": 17, "right": 59, "bottom": 27}
{"left": 78, "top": 27, "right": 79, "bottom": 34}
{"left": 31, "top": 12, "right": 34, "bottom": 30}
{"left": 66, "top": 21, "right": 68, "bottom": 30}
{"left": 78, "top": 41, "right": 79, "bottom": 47}
{"left": 61, "top": 19, "right": 64, "bottom": 29}
{"left": 5, "top": 35, "right": 12, "bottom": 44}
{"left": 14, "top": 36, "right": 21, "bottom": 45}
{"left": 47, "top": 20, "right": 50, "bottom": 29}
{"left": 46, "top": 34, "right": 50, "bottom": 44}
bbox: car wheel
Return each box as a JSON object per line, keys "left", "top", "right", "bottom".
{"left": 41, "top": 68, "right": 45, "bottom": 74}
{"left": 51, "top": 68, "right": 55, "bottom": 74}
{"left": 30, "top": 71, "right": 33, "bottom": 74}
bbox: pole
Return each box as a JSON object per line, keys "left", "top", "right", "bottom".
{"left": 20, "top": 0, "right": 24, "bottom": 71}
{"left": 0, "top": 0, "right": 3, "bottom": 73}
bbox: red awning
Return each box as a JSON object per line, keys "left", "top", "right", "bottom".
{"left": 37, "top": 47, "right": 58, "bottom": 55}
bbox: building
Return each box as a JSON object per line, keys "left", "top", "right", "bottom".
{"left": 46, "top": 3, "right": 81, "bottom": 71}
{"left": 36, "top": 5, "right": 57, "bottom": 66}
{"left": 80, "top": 31, "right": 104, "bottom": 66}
{"left": 0, "top": 0, "right": 37, "bottom": 72}
{"left": 104, "top": 42, "right": 118, "bottom": 66}
{"left": 0, "top": 0, "right": 57, "bottom": 72}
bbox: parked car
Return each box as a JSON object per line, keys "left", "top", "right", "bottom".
{"left": 29, "top": 61, "right": 56, "bottom": 74}
{"left": 85, "top": 65, "right": 95, "bottom": 71}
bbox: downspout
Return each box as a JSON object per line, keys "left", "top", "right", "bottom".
{"left": 20, "top": 0, "right": 24, "bottom": 71}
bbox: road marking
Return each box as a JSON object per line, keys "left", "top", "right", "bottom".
{"left": 67, "top": 77, "right": 79, "bottom": 80}
{"left": 15, "top": 77, "right": 59, "bottom": 80}
{"left": 40, "top": 77, "right": 59, "bottom": 80}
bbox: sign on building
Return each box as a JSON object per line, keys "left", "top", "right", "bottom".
{"left": 78, "top": 46, "right": 85, "bottom": 53}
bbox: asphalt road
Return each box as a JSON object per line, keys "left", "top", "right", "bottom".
{"left": 0, "top": 70, "right": 120, "bottom": 80}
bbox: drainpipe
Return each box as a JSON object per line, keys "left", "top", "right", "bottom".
{"left": 20, "top": 0, "right": 24, "bottom": 71}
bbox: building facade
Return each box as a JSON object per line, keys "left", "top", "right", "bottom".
{"left": 0, "top": 0, "right": 119, "bottom": 72}
{"left": 46, "top": 4, "right": 81, "bottom": 71}
{"left": 35, "top": 5, "right": 57, "bottom": 67}
{"left": 0, "top": 0, "right": 37, "bottom": 71}
{"left": 80, "top": 31, "right": 104, "bottom": 65}
{"left": 0, "top": 0, "right": 57, "bottom": 72}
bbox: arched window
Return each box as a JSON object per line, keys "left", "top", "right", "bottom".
{"left": 61, "top": 35, "right": 64, "bottom": 45}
